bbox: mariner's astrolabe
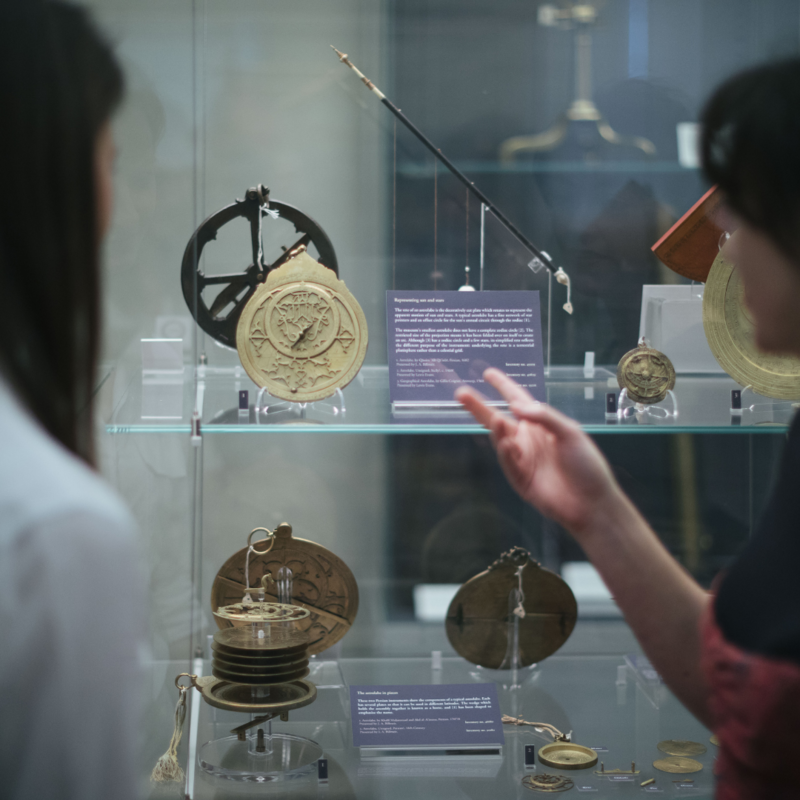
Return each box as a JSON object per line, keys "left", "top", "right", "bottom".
{"left": 211, "top": 523, "right": 359, "bottom": 656}
{"left": 617, "top": 340, "right": 676, "bottom": 404}
{"left": 236, "top": 246, "right": 368, "bottom": 403}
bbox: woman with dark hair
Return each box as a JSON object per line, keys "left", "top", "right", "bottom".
{"left": 0, "top": 3, "right": 143, "bottom": 799}
{"left": 457, "top": 58, "right": 800, "bottom": 800}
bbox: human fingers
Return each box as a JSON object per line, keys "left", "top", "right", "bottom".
{"left": 483, "top": 368, "right": 537, "bottom": 406}
{"left": 455, "top": 385, "right": 504, "bottom": 430}
{"left": 508, "top": 400, "right": 582, "bottom": 442}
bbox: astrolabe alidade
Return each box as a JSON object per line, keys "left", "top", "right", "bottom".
{"left": 653, "top": 756, "right": 703, "bottom": 774}
{"left": 617, "top": 339, "right": 676, "bottom": 405}
{"left": 538, "top": 741, "right": 598, "bottom": 771}
{"left": 522, "top": 773, "right": 575, "bottom": 793}
{"left": 657, "top": 739, "right": 706, "bottom": 757}
{"left": 445, "top": 546, "right": 577, "bottom": 669}
{"left": 236, "top": 245, "right": 368, "bottom": 402}
{"left": 704, "top": 244, "right": 800, "bottom": 399}
{"left": 211, "top": 522, "right": 359, "bottom": 656}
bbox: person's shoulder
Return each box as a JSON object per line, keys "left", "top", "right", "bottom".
{"left": 0, "top": 381, "right": 133, "bottom": 539}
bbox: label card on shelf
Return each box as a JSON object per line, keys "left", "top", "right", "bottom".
{"left": 350, "top": 683, "right": 504, "bottom": 749}
{"left": 386, "top": 291, "right": 545, "bottom": 406}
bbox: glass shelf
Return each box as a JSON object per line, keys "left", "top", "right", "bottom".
{"left": 397, "top": 160, "right": 699, "bottom": 178}
{"left": 105, "top": 365, "right": 793, "bottom": 436}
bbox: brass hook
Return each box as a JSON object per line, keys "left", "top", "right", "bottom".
{"left": 247, "top": 527, "right": 275, "bottom": 555}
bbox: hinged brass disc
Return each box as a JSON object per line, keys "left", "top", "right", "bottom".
{"left": 657, "top": 739, "right": 706, "bottom": 757}
{"left": 211, "top": 523, "right": 359, "bottom": 655}
{"left": 538, "top": 742, "right": 598, "bottom": 770}
{"left": 703, "top": 248, "right": 800, "bottom": 399}
{"left": 445, "top": 547, "right": 577, "bottom": 669}
{"left": 236, "top": 248, "right": 368, "bottom": 402}
{"left": 653, "top": 756, "right": 703, "bottom": 774}
{"left": 522, "top": 773, "right": 575, "bottom": 793}
{"left": 617, "top": 341, "right": 676, "bottom": 404}
{"left": 194, "top": 675, "right": 317, "bottom": 714}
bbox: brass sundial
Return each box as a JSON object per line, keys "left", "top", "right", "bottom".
{"left": 617, "top": 340, "right": 676, "bottom": 404}
{"left": 211, "top": 523, "right": 359, "bottom": 656}
{"left": 236, "top": 246, "right": 368, "bottom": 403}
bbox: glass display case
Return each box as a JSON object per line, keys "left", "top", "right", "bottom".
{"left": 86, "top": 1, "right": 800, "bottom": 796}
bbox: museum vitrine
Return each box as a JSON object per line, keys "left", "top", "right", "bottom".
{"left": 85, "top": 0, "right": 800, "bottom": 796}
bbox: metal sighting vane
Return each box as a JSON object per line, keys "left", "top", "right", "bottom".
{"left": 332, "top": 46, "right": 573, "bottom": 314}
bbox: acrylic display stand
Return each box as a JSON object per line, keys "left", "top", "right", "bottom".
{"left": 616, "top": 388, "right": 678, "bottom": 422}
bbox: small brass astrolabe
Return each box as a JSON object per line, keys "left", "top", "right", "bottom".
{"left": 653, "top": 756, "right": 703, "bottom": 774}
{"left": 617, "top": 339, "right": 676, "bottom": 404}
{"left": 704, "top": 245, "right": 800, "bottom": 399}
{"left": 657, "top": 739, "right": 706, "bottom": 757}
{"left": 445, "top": 547, "right": 577, "bottom": 669}
{"left": 236, "top": 246, "right": 368, "bottom": 403}
{"left": 522, "top": 773, "right": 575, "bottom": 793}
{"left": 211, "top": 522, "right": 359, "bottom": 656}
{"left": 538, "top": 741, "right": 598, "bottom": 771}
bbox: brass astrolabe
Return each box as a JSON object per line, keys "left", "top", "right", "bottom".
{"left": 703, "top": 246, "right": 800, "bottom": 399}
{"left": 236, "top": 246, "right": 368, "bottom": 403}
{"left": 211, "top": 523, "right": 359, "bottom": 656}
{"left": 445, "top": 547, "right": 577, "bottom": 669}
{"left": 522, "top": 773, "right": 575, "bottom": 793}
{"left": 657, "top": 739, "right": 706, "bottom": 757}
{"left": 616, "top": 339, "right": 676, "bottom": 404}
{"left": 653, "top": 756, "right": 703, "bottom": 774}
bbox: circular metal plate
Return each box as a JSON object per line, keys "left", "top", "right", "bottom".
{"left": 522, "top": 773, "right": 575, "bottom": 793}
{"left": 213, "top": 601, "right": 310, "bottom": 624}
{"left": 617, "top": 342, "right": 676, "bottom": 404}
{"left": 657, "top": 739, "right": 707, "bottom": 757}
{"left": 538, "top": 742, "right": 598, "bottom": 770}
{"left": 211, "top": 523, "right": 359, "bottom": 656}
{"left": 196, "top": 676, "right": 317, "bottom": 714}
{"left": 236, "top": 251, "right": 368, "bottom": 403}
{"left": 445, "top": 549, "right": 577, "bottom": 669}
{"left": 210, "top": 648, "right": 309, "bottom": 668}
{"left": 211, "top": 663, "right": 310, "bottom": 685}
{"left": 211, "top": 654, "right": 309, "bottom": 675}
{"left": 212, "top": 625, "right": 308, "bottom": 657}
{"left": 704, "top": 249, "right": 800, "bottom": 399}
{"left": 710, "top": 734, "right": 720, "bottom": 747}
{"left": 653, "top": 756, "right": 703, "bottom": 774}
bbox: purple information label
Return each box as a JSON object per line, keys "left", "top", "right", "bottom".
{"left": 350, "top": 684, "right": 503, "bottom": 749}
{"left": 386, "top": 290, "right": 545, "bottom": 404}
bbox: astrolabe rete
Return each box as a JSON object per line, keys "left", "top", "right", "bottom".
{"left": 653, "top": 756, "right": 703, "bottom": 774}
{"left": 236, "top": 246, "right": 368, "bottom": 402}
{"left": 522, "top": 773, "right": 575, "bottom": 793}
{"left": 703, "top": 245, "right": 800, "bottom": 400}
{"left": 211, "top": 523, "right": 359, "bottom": 656}
{"left": 617, "top": 340, "right": 676, "bottom": 404}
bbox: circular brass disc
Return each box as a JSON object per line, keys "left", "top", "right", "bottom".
{"left": 211, "top": 663, "right": 310, "bottom": 685}
{"left": 211, "top": 654, "right": 309, "bottom": 675}
{"left": 213, "top": 601, "right": 310, "bottom": 624}
{"left": 710, "top": 734, "right": 720, "bottom": 747}
{"left": 212, "top": 625, "right": 309, "bottom": 656}
{"left": 522, "top": 773, "right": 575, "bottom": 793}
{"left": 657, "top": 739, "right": 707, "bottom": 757}
{"left": 211, "top": 523, "right": 359, "bottom": 656}
{"left": 653, "top": 757, "right": 703, "bottom": 774}
{"left": 236, "top": 250, "right": 368, "bottom": 403}
{"left": 210, "top": 647, "right": 308, "bottom": 667}
{"left": 704, "top": 249, "right": 800, "bottom": 399}
{"left": 445, "top": 549, "right": 577, "bottom": 669}
{"left": 538, "top": 743, "right": 598, "bottom": 770}
{"left": 617, "top": 342, "right": 676, "bottom": 404}
{"left": 196, "top": 676, "right": 317, "bottom": 714}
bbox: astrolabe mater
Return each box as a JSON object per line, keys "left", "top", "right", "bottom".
{"left": 617, "top": 339, "right": 676, "bottom": 404}
{"left": 211, "top": 523, "right": 359, "bottom": 656}
{"left": 236, "top": 246, "right": 368, "bottom": 403}
{"left": 537, "top": 742, "right": 598, "bottom": 770}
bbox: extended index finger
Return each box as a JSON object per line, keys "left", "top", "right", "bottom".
{"left": 455, "top": 385, "right": 516, "bottom": 436}
{"left": 483, "top": 368, "right": 538, "bottom": 406}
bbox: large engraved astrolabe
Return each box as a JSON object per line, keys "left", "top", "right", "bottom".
{"left": 617, "top": 340, "right": 676, "bottom": 404}
{"left": 236, "top": 246, "right": 368, "bottom": 403}
{"left": 703, "top": 247, "right": 800, "bottom": 400}
{"left": 445, "top": 547, "right": 577, "bottom": 669}
{"left": 211, "top": 522, "right": 359, "bottom": 655}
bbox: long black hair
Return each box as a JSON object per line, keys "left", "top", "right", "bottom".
{"left": 701, "top": 58, "right": 800, "bottom": 264}
{"left": 0, "top": 1, "right": 124, "bottom": 463}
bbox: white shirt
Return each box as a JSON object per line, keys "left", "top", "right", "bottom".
{"left": 0, "top": 378, "right": 144, "bottom": 800}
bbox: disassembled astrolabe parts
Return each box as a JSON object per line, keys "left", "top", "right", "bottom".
{"left": 657, "top": 739, "right": 707, "bottom": 757}
{"left": 594, "top": 761, "right": 639, "bottom": 775}
{"left": 236, "top": 245, "right": 368, "bottom": 403}
{"left": 538, "top": 742, "right": 598, "bottom": 770}
{"left": 616, "top": 339, "right": 676, "bottom": 405}
{"left": 445, "top": 546, "right": 577, "bottom": 669}
{"left": 212, "top": 601, "right": 310, "bottom": 624}
{"left": 522, "top": 773, "right": 575, "bottom": 793}
{"left": 653, "top": 756, "right": 703, "bottom": 774}
{"left": 211, "top": 522, "right": 359, "bottom": 656}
